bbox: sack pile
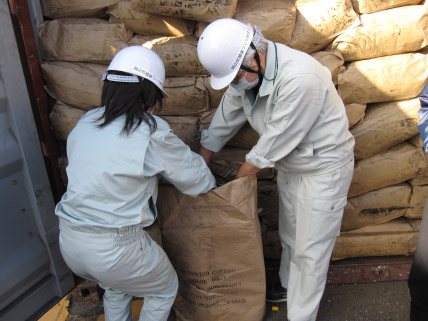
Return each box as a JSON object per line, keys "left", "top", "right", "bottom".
{"left": 39, "top": 0, "right": 427, "bottom": 270}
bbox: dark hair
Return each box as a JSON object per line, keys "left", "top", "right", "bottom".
{"left": 98, "top": 71, "right": 164, "bottom": 135}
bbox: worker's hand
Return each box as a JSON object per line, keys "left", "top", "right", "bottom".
{"left": 236, "top": 162, "right": 261, "bottom": 179}
{"left": 199, "top": 146, "right": 214, "bottom": 165}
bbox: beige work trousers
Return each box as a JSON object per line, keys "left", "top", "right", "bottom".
{"left": 277, "top": 156, "right": 354, "bottom": 321}
{"left": 59, "top": 221, "right": 178, "bottom": 321}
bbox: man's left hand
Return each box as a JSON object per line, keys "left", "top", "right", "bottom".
{"left": 236, "top": 162, "right": 261, "bottom": 179}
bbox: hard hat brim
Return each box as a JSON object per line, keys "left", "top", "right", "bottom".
{"left": 210, "top": 68, "right": 240, "bottom": 90}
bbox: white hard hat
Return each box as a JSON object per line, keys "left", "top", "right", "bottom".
{"left": 106, "top": 46, "right": 168, "bottom": 97}
{"left": 197, "top": 18, "right": 253, "bottom": 90}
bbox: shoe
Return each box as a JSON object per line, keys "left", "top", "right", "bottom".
{"left": 266, "top": 282, "right": 287, "bottom": 302}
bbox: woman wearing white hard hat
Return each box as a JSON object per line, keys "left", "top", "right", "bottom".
{"left": 55, "top": 46, "right": 216, "bottom": 321}
{"left": 198, "top": 18, "right": 355, "bottom": 321}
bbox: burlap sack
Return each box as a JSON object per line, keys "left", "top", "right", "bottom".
{"left": 348, "top": 142, "right": 427, "bottom": 197}
{"left": 409, "top": 152, "right": 428, "bottom": 186}
{"left": 338, "top": 53, "right": 428, "bottom": 104}
{"left": 39, "top": 18, "right": 132, "bottom": 63}
{"left": 41, "top": 61, "right": 105, "bottom": 110}
{"left": 408, "top": 218, "right": 422, "bottom": 232}
{"left": 262, "top": 230, "right": 281, "bottom": 260}
{"left": 342, "top": 183, "right": 411, "bottom": 231}
{"left": 159, "top": 77, "right": 210, "bottom": 116}
{"left": 332, "top": 218, "right": 418, "bottom": 260}
{"left": 405, "top": 185, "right": 428, "bottom": 219}
{"left": 331, "top": 5, "right": 428, "bottom": 61}
{"left": 227, "top": 123, "right": 259, "bottom": 149}
{"left": 345, "top": 103, "right": 366, "bottom": 128}
{"left": 134, "top": 0, "right": 238, "bottom": 23}
{"left": 49, "top": 101, "right": 85, "bottom": 141}
{"left": 40, "top": 0, "right": 119, "bottom": 18}
{"left": 351, "top": 0, "right": 422, "bottom": 14}
{"left": 208, "top": 147, "right": 276, "bottom": 183}
{"left": 107, "top": 1, "right": 195, "bottom": 36}
{"left": 49, "top": 101, "right": 200, "bottom": 148}
{"left": 129, "top": 36, "right": 207, "bottom": 76}
{"left": 159, "top": 116, "right": 200, "bottom": 152}
{"left": 289, "top": 0, "right": 360, "bottom": 53}
{"left": 199, "top": 109, "right": 259, "bottom": 149}
{"left": 194, "top": 22, "right": 209, "bottom": 38}
{"left": 233, "top": 0, "right": 296, "bottom": 45}
{"left": 409, "top": 134, "right": 424, "bottom": 148}
{"left": 195, "top": 77, "right": 226, "bottom": 110}
{"left": 144, "top": 220, "right": 163, "bottom": 247}
{"left": 199, "top": 100, "right": 359, "bottom": 147}
{"left": 351, "top": 98, "right": 421, "bottom": 160}
{"left": 42, "top": 61, "right": 208, "bottom": 116}
{"left": 258, "top": 181, "right": 279, "bottom": 230}
{"left": 310, "top": 50, "right": 346, "bottom": 85}
{"left": 157, "top": 175, "right": 266, "bottom": 321}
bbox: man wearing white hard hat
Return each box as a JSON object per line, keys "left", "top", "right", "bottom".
{"left": 55, "top": 46, "right": 216, "bottom": 321}
{"left": 197, "top": 18, "right": 355, "bottom": 321}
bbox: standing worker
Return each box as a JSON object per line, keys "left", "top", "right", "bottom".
{"left": 408, "top": 80, "right": 428, "bottom": 320}
{"left": 55, "top": 46, "right": 216, "bottom": 321}
{"left": 197, "top": 18, "right": 355, "bottom": 321}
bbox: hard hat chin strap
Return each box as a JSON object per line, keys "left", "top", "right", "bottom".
{"left": 249, "top": 42, "right": 264, "bottom": 93}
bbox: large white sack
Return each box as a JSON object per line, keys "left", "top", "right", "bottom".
{"left": 41, "top": 61, "right": 105, "bottom": 110}
{"left": 351, "top": 98, "right": 421, "bottom": 160}
{"left": 129, "top": 35, "right": 207, "bottom": 76}
{"left": 40, "top": 0, "right": 120, "bottom": 18}
{"left": 39, "top": 18, "right": 132, "bottom": 63}
{"left": 338, "top": 53, "right": 428, "bottom": 104}
{"left": 289, "top": 0, "right": 360, "bottom": 53}
{"left": 350, "top": 0, "right": 422, "bottom": 14}
{"left": 233, "top": 0, "right": 296, "bottom": 45}
{"left": 107, "top": 1, "right": 195, "bottom": 36}
{"left": 331, "top": 5, "right": 428, "bottom": 61}
{"left": 342, "top": 184, "right": 411, "bottom": 231}
{"left": 134, "top": 0, "right": 238, "bottom": 23}
{"left": 348, "top": 142, "right": 426, "bottom": 197}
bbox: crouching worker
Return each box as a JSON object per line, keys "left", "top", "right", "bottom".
{"left": 197, "top": 18, "right": 355, "bottom": 321}
{"left": 55, "top": 46, "right": 216, "bottom": 321}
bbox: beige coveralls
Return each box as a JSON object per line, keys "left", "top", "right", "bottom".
{"left": 201, "top": 41, "right": 355, "bottom": 321}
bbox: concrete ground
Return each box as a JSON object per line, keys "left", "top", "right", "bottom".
{"left": 39, "top": 280, "right": 410, "bottom": 321}
{"left": 265, "top": 280, "right": 410, "bottom": 321}
{"left": 263, "top": 258, "right": 411, "bottom": 321}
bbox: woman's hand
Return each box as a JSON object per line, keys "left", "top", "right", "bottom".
{"left": 199, "top": 146, "right": 214, "bottom": 165}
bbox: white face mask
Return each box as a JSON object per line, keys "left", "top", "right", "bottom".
{"left": 231, "top": 77, "right": 259, "bottom": 91}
